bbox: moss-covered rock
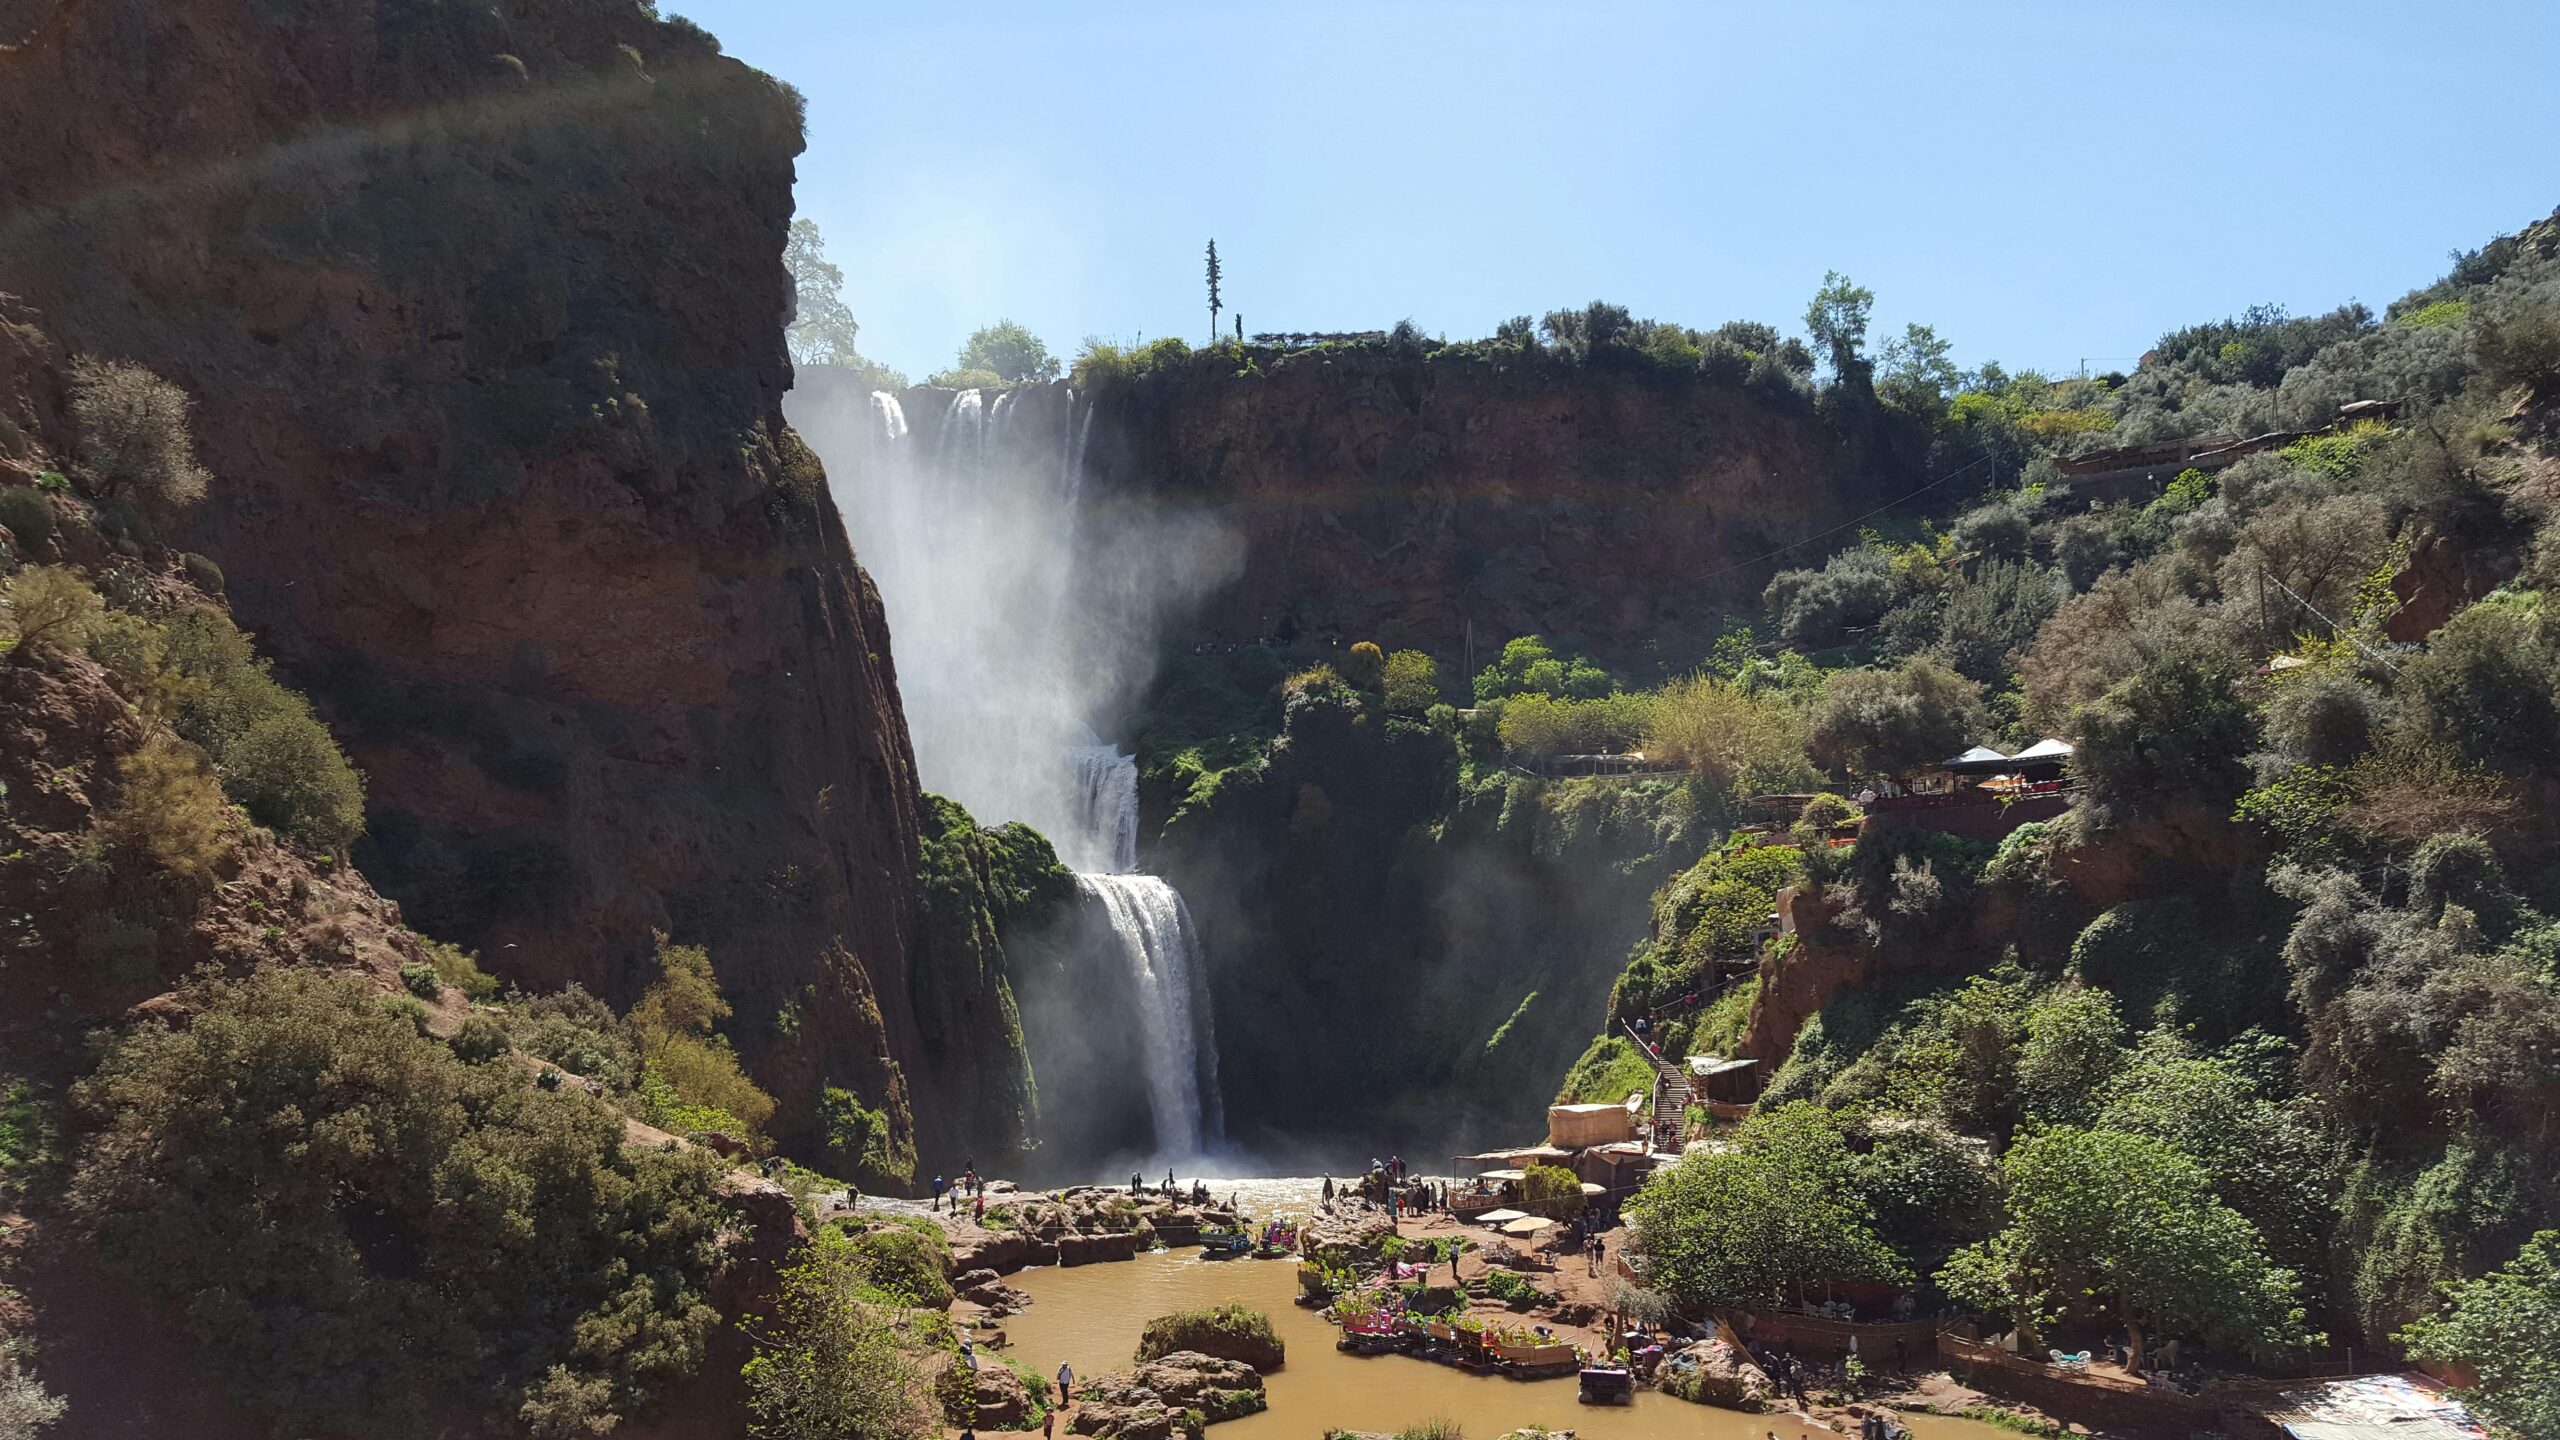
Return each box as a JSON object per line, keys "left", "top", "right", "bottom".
{"left": 1135, "top": 1302, "right": 1284, "bottom": 1372}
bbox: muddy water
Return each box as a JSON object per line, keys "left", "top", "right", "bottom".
{"left": 1002, "top": 1250, "right": 2010, "bottom": 1440}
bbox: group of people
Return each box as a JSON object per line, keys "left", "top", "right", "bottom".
{"left": 929, "top": 1166, "right": 990, "bottom": 1221}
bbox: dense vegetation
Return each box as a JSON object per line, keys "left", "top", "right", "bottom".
{"left": 1570, "top": 209, "right": 2560, "bottom": 1425}
{"left": 70, "top": 966, "right": 734, "bottom": 1440}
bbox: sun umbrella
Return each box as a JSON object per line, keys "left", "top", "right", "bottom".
{"left": 1475, "top": 1208, "right": 1529, "bottom": 1225}
{"left": 1501, "top": 1215, "right": 1556, "bottom": 1236}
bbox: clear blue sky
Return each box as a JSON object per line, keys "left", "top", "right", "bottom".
{"left": 671, "top": 0, "right": 2560, "bottom": 383}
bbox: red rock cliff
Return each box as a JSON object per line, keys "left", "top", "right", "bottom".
{"left": 1081, "top": 354, "right": 1877, "bottom": 662}
{"left": 0, "top": 0, "right": 982, "bottom": 1162}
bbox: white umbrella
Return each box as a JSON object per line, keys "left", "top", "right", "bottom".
{"left": 1501, "top": 1215, "right": 1556, "bottom": 1237}
{"left": 1476, "top": 1208, "right": 1529, "bottom": 1225}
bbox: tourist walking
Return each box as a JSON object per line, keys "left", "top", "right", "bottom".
{"left": 1056, "top": 1361, "right": 1074, "bottom": 1403}
{"left": 1589, "top": 1235, "right": 1605, "bottom": 1277}
{"left": 931, "top": 1175, "right": 946, "bottom": 1212}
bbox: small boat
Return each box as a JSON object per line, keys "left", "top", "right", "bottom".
{"left": 1198, "top": 1232, "right": 1253, "bottom": 1260}
{"left": 1579, "top": 1364, "right": 1635, "bottom": 1405}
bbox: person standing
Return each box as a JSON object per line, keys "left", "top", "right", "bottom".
{"left": 1321, "top": 1174, "right": 1334, "bottom": 1203}
{"left": 931, "top": 1175, "right": 946, "bottom": 1213}
{"left": 1056, "top": 1361, "right": 1074, "bottom": 1404}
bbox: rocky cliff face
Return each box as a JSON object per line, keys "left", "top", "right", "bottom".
{"left": 0, "top": 0, "right": 1000, "bottom": 1162}
{"left": 1082, "top": 354, "right": 1874, "bottom": 664}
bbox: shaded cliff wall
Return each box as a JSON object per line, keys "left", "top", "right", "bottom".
{"left": 0, "top": 0, "right": 1011, "bottom": 1163}
{"left": 1082, "top": 354, "right": 1876, "bottom": 665}
{"left": 1155, "top": 689, "right": 1709, "bottom": 1161}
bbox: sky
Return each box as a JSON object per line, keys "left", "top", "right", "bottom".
{"left": 669, "top": 0, "right": 2560, "bottom": 384}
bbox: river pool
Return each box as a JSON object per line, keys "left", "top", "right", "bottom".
{"left": 1000, "top": 1249, "right": 2010, "bottom": 1440}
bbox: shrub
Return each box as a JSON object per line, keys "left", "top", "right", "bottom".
{"left": 450, "top": 1012, "right": 511, "bottom": 1064}
{"left": 1521, "top": 1163, "right": 1587, "bottom": 1219}
{"left": 2069, "top": 643, "right": 2255, "bottom": 814}
{"left": 1472, "top": 635, "right": 1611, "bottom": 703}
{"left": 1807, "top": 657, "right": 1987, "bottom": 781}
{"left": 2473, "top": 287, "right": 2560, "bottom": 393}
{"left": 103, "top": 734, "right": 231, "bottom": 883}
{"left": 0, "top": 1362, "right": 67, "bottom": 1440}
{"left": 1381, "top": 648, "right": 1441, "bottom": 711}
{"left": 505, "top": 986, "right": 642, "bottom": 1093}
{"left": 421, "top": 936, "right": 501, "bottom": 1000}
{"left": 2, "top": 564, "right": 101, "bottom": 653}
{"left": 70, "top": 966, "right": 729, "bottom": 1439}
{"left": 180, "top": 551, "right": 224, "bottom": 594}
{"left": 1134, "top": 1303, "right": 1284, "bottom": 1370}
{"left": 1765, "top": 547, "right": 1894, "bottom": 648}
{"left": 399, "top": 960, "right": 443, "bottom": 999}
{"left": 69, "top": 359, "right": 213, "bottom": 507}
{"left": 838, "top": 1218, "right": 954, "bottom": 1307}
{"left": 1643, "top": 674, "right": 1817, "bottom": 796}
{"left": 631, "top": 934, "right": 777, "bottom": 1142}
{"left": 0, "top": 487, "right": 52, "bottom": 551}
{"left": 1339, "top": 640, "right": 1386, "bottom": 690}
{"left": 1496, "top": 691, "right": 1653, "bottom": 757}
{"left": 740, "top": 1228, "right": 934, "bottom": 1440}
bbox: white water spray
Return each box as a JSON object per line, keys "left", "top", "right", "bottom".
{"left": 790, "top": 374, "right": 1234, "bottom": 1159}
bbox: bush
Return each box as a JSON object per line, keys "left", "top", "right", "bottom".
{"left": 103, "top": 734, "right": 231, "bottom": 884}
{"left": 838, "top": 1218, "right": 954, "bottom": 1308}
{"left": 1521, "top": 1163, "right": 1587, "bottom": 1219}
{"left": 421, "top": 936, "right": 501, "bottom": 1001}
{"left": 740, "top": 1228, "right": 934, "bottom": 1440}
{"left": 1766, "top": 547, "right": 1894, "bottom": 648}
{"left": 1340, "top": 640, "right": 1386, "bottom": 690}
{"left": 70, "top": 966, "right": 729, "bottom": 1439}
{"left": 2, "top": 564, "right": 100, "bottom": 653}
{"left": 1807, "top": 657, "right": 1987, "bottom": 781}
{"left": 505, "top": 985, "right": 642, "bottom": 1092}
{"left": 631, "top": 934, "right": 777, "bottom": 1142}
{"left": 1381, "top": 648, "right": 1441, "bottom": 711}
{"left": 1643, "top": 674, "right": 1817, "bottom": 796}
{"left": 399, "top": 960, "right": 442, "bottom": 999}
{"left": 1134, "top": 1303, "right": 1285, "bottom": 1371}
{"left": 0, "top": 487, "right": 53, "bottom": 551}
{"left": 450, "top": 1012, "right": 511, "bottom": 1064}
{"left": 1473, "top": 635, "right": 1612, "bottom": 702}
{"left": 180, "top": 551, "right": 224, "bottom": 594}
{"left": 2068, "top": 643, "right": 2255, "bottom": 814}
{"left": 1496, "top": 691, "right": 1653, "bottom": 757}
{"left": 2473, "top": 287, "right": 2560, "bottom": 393}
{"left": 69, "top": 359, "right": 213, "bottom": 508}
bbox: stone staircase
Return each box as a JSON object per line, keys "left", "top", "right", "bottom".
{"left": 1623, "top": 1021, "right": 1693, "bottom": 1149}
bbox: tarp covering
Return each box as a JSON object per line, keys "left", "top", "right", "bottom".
{"left": 2012, "top": 737, "right": 2076, "bottom": 761}
{"left": 1686, "top": 1056, "right": 1758, "bottom": 1078}
{"left": 1942, "top": 745, "right": 2013, "bottom": 771}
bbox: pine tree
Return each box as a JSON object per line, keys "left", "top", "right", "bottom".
{"left": 1206, "top": 239, "right": 1222, "bottom": 344}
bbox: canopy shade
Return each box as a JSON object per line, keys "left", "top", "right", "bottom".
{"left": 1477, "top": 1168, "right": 1528, "bottom": 1182}
{"left": 1686, "top": 1056, "right": 1758, "bottom": 1078}
{"left": 1501, "top": 1216, "right": 1556, "bottom": 1236}
{"left": 2011, "top": 737, "right": 2075, "bottom": 761}
{"left": 1941, "top": 745, "right": 2015, "bottom": 773}
{"left": 1475, "top": 1208, "right": 1529, "bottom": 1224}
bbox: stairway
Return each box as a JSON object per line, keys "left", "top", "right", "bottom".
{"left": 1622, "top": 1021, "right": 1694, "bottom": 1151}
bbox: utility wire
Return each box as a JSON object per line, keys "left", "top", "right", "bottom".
{"left": 1697, "top": 448, "right": 2006, "bottom": 587}
{"left": 2259, "top": 568, "right": 2404, "bottom": 675}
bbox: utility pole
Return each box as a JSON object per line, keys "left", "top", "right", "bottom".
{"left": 1206, "top": 238, "right": 1222, "bottom": 344}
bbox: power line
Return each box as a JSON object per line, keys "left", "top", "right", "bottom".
{"left": 1697, "top": 449, "right": 2005, "bottom": 587}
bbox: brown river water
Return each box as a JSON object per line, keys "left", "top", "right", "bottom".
{"left": 1000, "top": 1248, "right": 2015, "bottom": 1440}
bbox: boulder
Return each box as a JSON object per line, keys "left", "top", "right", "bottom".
{"left": 952, "top": 1229, "right": 1054, "bottom": 1276}
{"left": 1058, "top": 1231, "right": 1139, "bottom": 1266}
{"left": 1069, "top": 1352, "right": 1266, "bottom": 1438}
{"left": 1660, "top": 1337, "right": 1775, "bottom": 1410}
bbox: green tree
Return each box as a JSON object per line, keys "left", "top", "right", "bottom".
{"left": 954, "top": 320, "right": 1060, "bottom": 384}
{"left": 69, "top": 359, "right": 212, "bottom": 508}
{"left": 1805, "top": 271, "right": 1875, "bottom": 385}
{"left": 740, "top": 1228, "right": 934, "bottom": 1440}
{"left": 783, "top": 218, "right": 863, "bottom": 367}
{"left": 1340, "top": 640, "right": 1386, "bottom": 690}
{"left": 1939, "top": 1127, "right": 2311, "bottom": 1371}
{"left": 1472, "top": 635, "right": 1612, "bottom": 703}
{"left": 2014, "top": 985, "right": 2129, "bottom": 1129}
{"left": 1806, "top": 657, "right": 1987, "bottom": 780}
{"left": 2069, "top": 642, "right": 2256, "bottom": 814}
{"left": 1205, "top": 238, "right": 1223, "bottom": 344}
{"left": 70, "top": 966, "right": 727, "bottom": 1438}
{"left": 2399, "top": 1229, "right": 2560, "bottom": 1440}
{"left": 1878, "top": 322, "right": 1959, "bottom": 413}
{"left": 1381, "top": 649, "right": 1441, "bottom": 711}
{"left": 1627, "top": 1102, "right": 1906, "bottom": 1307}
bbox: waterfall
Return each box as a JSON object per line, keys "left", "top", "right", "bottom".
{"left": 793, "top": 377, "right": 1229, "bottom": 1163}
{"left": 1081, "top": 872, "right": 1220, "bottom": 1159}
{"left": 1068, "top": 744, "right": 1140, "bottom": 874}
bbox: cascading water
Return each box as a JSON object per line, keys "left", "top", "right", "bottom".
{"left": 792, "top": 376, "right": 1230, "bottom": 1161}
